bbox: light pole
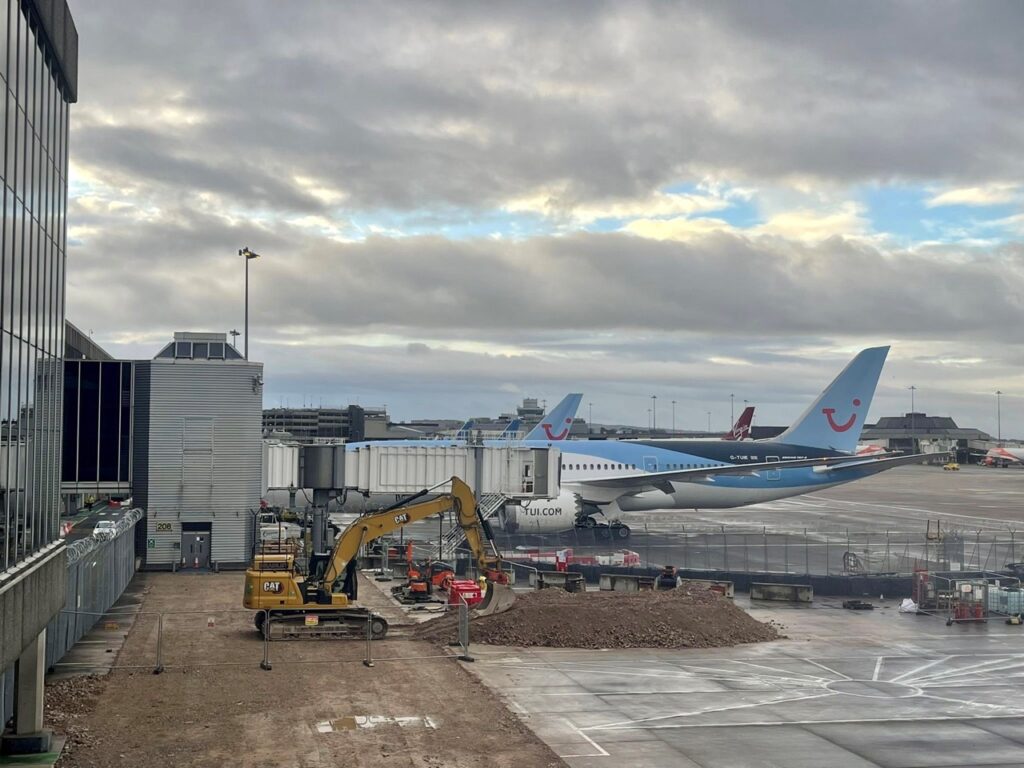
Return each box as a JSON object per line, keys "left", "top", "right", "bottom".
{"left": 588, "top": 402, "right": 593, "bottom": 436}
{"left": 706, "top": 410, "right": 711, "bottom": 433}
{"left": 997, "top": 390, "right": 1003, "bottom": 445}
{"left": 730, "top": 393, "right": 735, "bottom": 425}
{"left": 671, "top": 400, "right": 676, "bottom": 434}
{"left": 908, "top": 385, "right": 917, "bottom": 452}
{"left": 239, "top": 247, "right": 261, "bottom": 359}
{"left": 651, "top": 395, "right": 657, "bottom": 432}
{"left": 646, "top": 408, "right": 651, "bottom": 431}
{"left": 229, "top": 329, "right": 240, "bottom": 350}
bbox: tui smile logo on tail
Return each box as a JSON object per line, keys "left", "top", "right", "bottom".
{"left": 542, "top": 418, "right": 573, "bottom": 440}
{"left": 823, "top": 399, "right": 860, "bottom": 432}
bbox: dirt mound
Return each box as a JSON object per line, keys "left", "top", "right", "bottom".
{"left": 420, "top": 586, "right": 780, "bottom": 649}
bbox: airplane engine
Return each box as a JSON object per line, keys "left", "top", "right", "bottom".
{"left": 499, "top": 492, "right": 582, "bottom": 534}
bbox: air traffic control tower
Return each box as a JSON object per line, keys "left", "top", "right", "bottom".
{"left": 0, "top": 0, "right": 78, "bottom": 755}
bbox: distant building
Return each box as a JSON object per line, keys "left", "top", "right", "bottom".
{"left": 861, "top": 412, "right": 991, "bottom": 462}
{"left": 262, "top": 404, "right": 390, "bottom": 442}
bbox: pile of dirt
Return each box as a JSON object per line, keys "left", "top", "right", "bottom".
{"left": 420, "top": 586, "right": 781, "bottom": 649}
{"left": 45, "top": 675, "right": 106, "bottom": 759}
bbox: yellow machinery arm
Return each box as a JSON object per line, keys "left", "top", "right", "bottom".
{"left": 321, "top": 476, "right": 477, "bottom": 589}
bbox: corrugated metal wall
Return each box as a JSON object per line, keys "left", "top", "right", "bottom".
{"left": 140, "top": 360, "right": 262, "bottom": 567}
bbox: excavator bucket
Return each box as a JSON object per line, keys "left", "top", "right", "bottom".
{"left": 474, "top": 581, "right": 516, "bottom": 616}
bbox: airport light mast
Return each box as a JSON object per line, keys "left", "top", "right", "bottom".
{"left": 239, "top": 247, "right": 261, "bottom": 359}
{"left": 997, "top": 390, "right": 1003, "bottom": 445}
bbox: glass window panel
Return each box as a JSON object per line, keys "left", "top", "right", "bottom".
{"left": 120, "top": 363, "right": 132, "bottom": 483}
{"left": 15, "top": 107, "right": 24, "bottom": 197}
{"left": 0, "top": 0, "right": 8, "bottom": 87}
{"left": 61, "top": 360, "right": 77, "bottom": 482}
{"left": 16, "top": 6, "right": 24, "bottom": 107}
{"left": 1, "top": 192, "right": 10, "bottom": 324}
{"left": 77, "top": 361, "right": 99, "bottom": 482}
{"left": 5, "top": 94, "right": 14, "bottom": 186}
{"left": 99, "top": 362, "right": 120, "bottom": 481}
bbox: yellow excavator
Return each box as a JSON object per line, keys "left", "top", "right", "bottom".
{"left": 243, "top": 476, "right": 515, "bottom": 638}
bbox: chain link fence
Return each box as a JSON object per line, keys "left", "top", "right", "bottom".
{"left": 490, "top": 523, "right": 1022, "bottom": 576}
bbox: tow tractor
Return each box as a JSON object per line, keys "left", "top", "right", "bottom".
{"left": 243, "top": 476, "right": 514, "bottom": 638}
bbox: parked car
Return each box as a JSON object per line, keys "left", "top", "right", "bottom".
{"left": 92, "top": 519, "right": 117, "bottom": 539}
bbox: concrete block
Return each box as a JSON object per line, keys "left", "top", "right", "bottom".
{"left": 679, "top": 578, "right": 735, "bottom": 598}
{"left": 750, "top": 582, "right": 813, "bottom": 603}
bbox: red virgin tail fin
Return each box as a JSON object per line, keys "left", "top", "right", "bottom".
{"left": 724, "top": 406, "right": 755, "bottom": 440}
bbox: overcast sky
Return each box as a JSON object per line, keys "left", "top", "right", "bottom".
{"left": 66, "top": 1, "right": 1024, "bottom": 435}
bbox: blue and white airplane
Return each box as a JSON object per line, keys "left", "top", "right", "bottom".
{"left": 346, "top": 347, "right": 927, "bottom": 534}
{"left": 502, "top": 347, "right": 930, "bottom": 535}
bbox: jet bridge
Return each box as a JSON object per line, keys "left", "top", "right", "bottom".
{"left": 298, "top": 443, "right": 560, "bottom": 499}
{"left": 292, "top": 442, "right": 561, "bottom": 554}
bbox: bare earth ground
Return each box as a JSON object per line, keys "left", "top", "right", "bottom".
{"left": 47, "top": 572, "right": 563, "bottom": 768}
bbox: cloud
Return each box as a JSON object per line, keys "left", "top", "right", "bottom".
{"left": 61, "top": 1, "right": 1024, "bottom": 433}
{"left": 927, "top": 184, "right": 1022, "bottom": 208}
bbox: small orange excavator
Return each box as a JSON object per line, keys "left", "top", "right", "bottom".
{"left": 394, "top": 543, "right": 457, "bottom": 603}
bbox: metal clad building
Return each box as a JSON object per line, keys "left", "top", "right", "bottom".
{"left": 135, "top": 333, "right": 262, "bottom": 569}
{"left": 0, "top": 0, "right": 77, "bottom": 750}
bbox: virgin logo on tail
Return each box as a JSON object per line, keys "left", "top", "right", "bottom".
{"left": 823, "top": 398, "right": 861, "bottom": 432}
{"left": 542, "top": 418, "right": 573, "bottom": 440}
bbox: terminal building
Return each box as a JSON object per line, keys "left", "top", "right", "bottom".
{"left": 0, "top": 0, "right": 78, "bottom": 753}
{"left": 59, "top": 329, "right": 264, "bottom": 569}
{"left": 135, "top": 332, "right": 262, "bottom": 569}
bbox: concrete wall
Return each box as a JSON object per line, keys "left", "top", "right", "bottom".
{"left": 0, "top": 544, "right": 67, "bottom": 672}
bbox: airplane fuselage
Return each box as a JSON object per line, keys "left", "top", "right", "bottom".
{"left": 552, "top": 439, "right": 869, "bottom": 510}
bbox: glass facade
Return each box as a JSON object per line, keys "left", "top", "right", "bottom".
{"left": 61, "top": 360, "right": 133, "bottom": 489}
{"left": 0, "top": 1, "right": 72, "bottom": 571}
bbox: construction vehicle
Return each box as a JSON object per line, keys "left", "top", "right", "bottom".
{"left": 656, "top": 565, "right": 679, "bottom": 590}
{"left": 243, "top": 476, "right": 515, "bottom": 638}
{"left": 392, "top": 542, "right": 457, "bottom": 603}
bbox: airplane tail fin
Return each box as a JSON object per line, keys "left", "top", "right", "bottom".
{"left": 724, "top": 406, "right": 755, "bottom": 440}
{"left": 498, "top": 418, "right": 521, "bottom": 438}
{"left": 524, "top": 394, "right": 583, "bottom": 441}
{"left": 454, "top": 419, "right": 475, "bottom": 440}
{"left": 774, "top": 347, "right": 889, "bottom": 453}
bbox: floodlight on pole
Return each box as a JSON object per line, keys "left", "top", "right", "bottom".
{"left": 239, "top": 247, "right": 261, "bottom": 359}
{"left": 730, "top": 393, "right": 734, "bottom": 424}
{"left": 996, "top": 390, "right": 1003, "bottom": 445}
{"left": 706, "top": 410, "right": 711, "bottom": 433}
{"left": 671, "top": 400, "right": 676, "bottom": 434}
{"left": 651, "top": 395, "right": 657, "bottom": 432}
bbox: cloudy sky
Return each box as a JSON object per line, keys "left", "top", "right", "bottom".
{"left": 66, "top": 1, "right": 1024, "bottom": 434}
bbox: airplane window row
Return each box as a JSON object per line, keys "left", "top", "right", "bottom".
{"left": 560, "top": 461, "right": 724, "bottom": 471}
{"left": 561, "top": 463, "right": 637, "bottom": 471}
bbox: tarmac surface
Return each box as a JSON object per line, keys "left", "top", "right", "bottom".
{"left": 470, "top": 597, "right": 1024, "bottom": 768}
{"left": 456, "top": 464, "right": 1024, "bottom": 767}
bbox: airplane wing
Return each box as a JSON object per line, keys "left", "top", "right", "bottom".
{"left": 810, "top": 452, "right": 942, "bottom": 475}
{"left": 575, "top": 453, "right": 908, "bottom": 495}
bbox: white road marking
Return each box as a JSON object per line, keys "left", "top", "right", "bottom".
{"left": 872, "top": 656, "right": 884, "bottom": 681}
{"left": 559, "top": 719, "right": 609, "bottom": 759}
{"left": 889, "top": 655, "right": 952, "bottom": 683}
{"left": 803, "top": 658, "right": 852, "bottom": 680}
{"left": 585, "top": 691, "right": 836, "bottom": 731}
